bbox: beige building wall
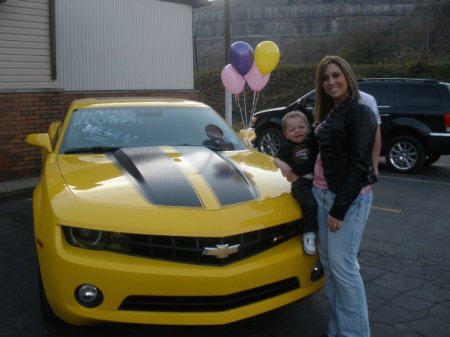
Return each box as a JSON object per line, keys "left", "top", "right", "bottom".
{"left": 55, "top": 0, "right": 195, "bottom": 91}
{"left": 0, "top": 0, "right": 55, "bottom": 89}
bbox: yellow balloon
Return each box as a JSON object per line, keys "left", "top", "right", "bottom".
{"left": 254, "top": 41, "right": 280, "bottom": 75}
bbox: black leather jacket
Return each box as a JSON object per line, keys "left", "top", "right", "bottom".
{"left": 316, "top": 97, "right": 378, "bottom": 220}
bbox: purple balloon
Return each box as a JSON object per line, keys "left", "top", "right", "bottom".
{"left": 228, "top": 41, "right": 254, "bottom": 76}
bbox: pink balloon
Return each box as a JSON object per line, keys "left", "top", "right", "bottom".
{"left": 221, "top": 64, "right": 246, "bottom": 95}
{"left": 244, "top": 63, "right": 270, "bottom": 92}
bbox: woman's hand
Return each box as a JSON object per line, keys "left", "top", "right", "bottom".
{"left": 327, "top": 214, "right": 343, "bottom": 232}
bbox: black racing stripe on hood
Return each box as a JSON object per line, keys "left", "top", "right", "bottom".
{"left": 111, "top": 147, "right": 202, "bottom": 207}
{"left": 175, "top": 146, "right": 258, "bottom": 206}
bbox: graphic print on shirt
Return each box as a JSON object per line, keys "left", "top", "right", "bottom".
{"left": 293, "top": 144, "right": 310, "bottom": 165}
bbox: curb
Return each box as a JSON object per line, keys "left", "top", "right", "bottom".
{"left": 0, "top": 177, "right": 38, "bottom": 202}
{"left": 0, "top": 188, "right": 34, "bottom": 202}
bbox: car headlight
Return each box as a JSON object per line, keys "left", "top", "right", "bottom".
{"left": 64, "top": 227, "right": 109, "bottom": 250}
{"left": 63, "top": 226, "right": 130, "bottom": 252}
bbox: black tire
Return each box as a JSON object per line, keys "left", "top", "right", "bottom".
{"left": 37, "top": 265, "right": 58, "bottom": 322}
{"left": 256, "top": 127, "right": 285, "bottom": 156}
{"left": 424, "top": 154, "right": 441, "bottom": 166}
{"left": 385, "top": 135, "right": 425, "bottom": 174}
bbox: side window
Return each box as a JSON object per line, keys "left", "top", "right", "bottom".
{"left": 359, "top": 84, "right": 392, "bottom": 107}
{"left": 398, "top": 84, "right": 443, "bottom": 107}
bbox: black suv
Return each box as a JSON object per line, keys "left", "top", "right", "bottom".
{"left": 251, "top": 78, "right": 450, "bottom": 174}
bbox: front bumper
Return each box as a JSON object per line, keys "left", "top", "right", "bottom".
{"left": 38, "top": 227, "right": 323, "bottom": 326}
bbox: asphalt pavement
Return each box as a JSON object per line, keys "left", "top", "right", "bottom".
{"left": 0, "top": 176, "right": 38, "bottom": 202}
{"left": 1, "top": 157, "right": 450, "bottom": 337}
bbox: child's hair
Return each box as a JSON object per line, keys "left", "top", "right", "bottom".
{"left": 281, "top": 110, "right": 310, "bottom": 132}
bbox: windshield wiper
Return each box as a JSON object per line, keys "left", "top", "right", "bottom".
{"left": 204, "top": 143, "right": 224, "bottom": 151}
{"left": 64, "top": 146, "right": 120, "bottom": 154}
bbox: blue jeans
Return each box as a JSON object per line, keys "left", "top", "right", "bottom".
{"left": 312, "top": 186, "right": 372, "bottom": 337}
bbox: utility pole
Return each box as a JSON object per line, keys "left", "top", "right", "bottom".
{"left": 224, "top": 0, "right": 232, "bottom": 127}
{"left": 224, "top": 0, "right": 230, "bottom": 63}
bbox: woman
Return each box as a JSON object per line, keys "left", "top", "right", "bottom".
{"left": 312, "top": 56, "right": 377, "bottom": 337}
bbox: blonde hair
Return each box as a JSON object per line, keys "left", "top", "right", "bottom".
{"left": 313, "top": 55, "right": 360, "bottom": 123}
{"left": 281, "top": 110, "right": 310, "bottom": 132}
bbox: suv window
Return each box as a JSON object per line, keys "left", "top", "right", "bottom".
{"left": 398, "top": 84, "right": 443, "bottom": 107}
{"left": 359, "top": 83, "right": 392, "bottom": 107}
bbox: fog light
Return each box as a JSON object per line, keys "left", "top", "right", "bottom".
{"left": 75, "top": 284, "right": 103, "bottom": 308}
{"left": 310, "top": 261, "right": 323, "bottom": 282}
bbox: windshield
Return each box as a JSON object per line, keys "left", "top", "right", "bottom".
{"left": 59, "top": 106, "right": 246, "bottom": 153}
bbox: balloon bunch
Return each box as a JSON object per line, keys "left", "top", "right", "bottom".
{"left": 221, "top": 40, "right": 280, "bottom": 129}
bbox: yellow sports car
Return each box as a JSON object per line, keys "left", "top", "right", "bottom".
{"left": 26, "top": 98, "right": 323, "bottom": 326}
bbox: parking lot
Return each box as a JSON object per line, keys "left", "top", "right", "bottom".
{"left": 1, "top": 157, "right": 449, "bottom": 337}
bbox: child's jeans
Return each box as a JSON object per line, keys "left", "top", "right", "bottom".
{"left": 291, "top": 177, "right": 318, "bottom": 233}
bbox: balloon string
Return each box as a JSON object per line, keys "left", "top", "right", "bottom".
{"left": 234, "top": 94, "right": 246, "bottom": 131}
{"left": 234, "top": 89, "right": 261, "bottom": 131}
{"left": 253, "top": 91, "right": 258, "bottom": 120}
{"left": 249, "top": 91, "right": 255, "bottom": 127}
{"left": 242, "top": 86, "right": 248, "bottom": 129}
{"left": 249, "top": 90, "right": 260, "bottom": 127}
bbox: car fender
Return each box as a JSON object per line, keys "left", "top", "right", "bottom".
{"left": 382, "top": 117, "right": 432, "bottom": 151}
{"left": 254, "top": 115, "right": 283, "bottom": 135}
{"left": 388, "top": 117, "right": 432, "bottom": 135}
{"left": 267, "top": 116, "right": 283, "bottom": 127}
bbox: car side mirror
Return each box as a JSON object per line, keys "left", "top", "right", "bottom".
{"left": 239, "top": 129, "right": 256, "bottom": 147}
{"left": 48, "top": 121, "right": 61, "bottom": 144}
{"left": 26, "top": 133, "right": 52, "bottom": 153}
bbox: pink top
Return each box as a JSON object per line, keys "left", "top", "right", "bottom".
{"left": 313, "top": 152, "right": 372, "bottom": 194}
{"left": 313, "top": 154, "right": 328, "bottom": 190}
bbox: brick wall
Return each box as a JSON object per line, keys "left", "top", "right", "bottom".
{"left": 0, "top": 89, "right": 199, "bottom": 183}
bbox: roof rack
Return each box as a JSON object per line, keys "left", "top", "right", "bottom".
{"left": 358, "top": 78, "right": 439, "bottom": 83}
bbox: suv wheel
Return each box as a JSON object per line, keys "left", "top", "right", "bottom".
{"left": 256, "top": 128, "right": 285, "bottom": 156}
{"left": 385, "top": 135, "right": 425, "bottom": 174}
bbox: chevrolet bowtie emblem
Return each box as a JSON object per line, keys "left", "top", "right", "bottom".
{"left": 202, "top": 244, "right": 240, "bottom": 259}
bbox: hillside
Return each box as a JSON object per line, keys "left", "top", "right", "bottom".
{"left": 193, "top": 0, "right": 450, "bottom": 70}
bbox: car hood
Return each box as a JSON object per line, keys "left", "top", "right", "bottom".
{"left": 57, "top": 146, "right": 289, "bottom": 210}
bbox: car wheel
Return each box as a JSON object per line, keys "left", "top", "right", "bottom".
{"left": 37, "top": 265, "right": 58, "bottom": 322}
{"left": 385, "top": 135, "right": 425, "bottom": 174}
{"left": 256, "top": 128, "right": 285, "bottom": 156}
{"left": 424, "top": 154, "right": 441, "bottom": 166}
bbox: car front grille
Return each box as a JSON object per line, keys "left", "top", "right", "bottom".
{"left": 119, "top": 277, "right": 300, "bottom": 312}
{"left": 106, "top": 221, "right": 299, "bottom": 266}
